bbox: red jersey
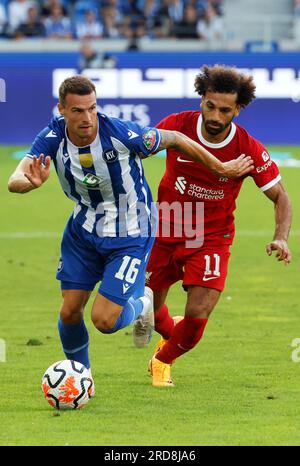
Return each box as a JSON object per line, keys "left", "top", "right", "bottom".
{"left": 156, "top": 111, "right": 281, "bottom": 246}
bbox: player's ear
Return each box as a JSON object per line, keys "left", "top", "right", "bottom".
{"left": 234, "top": 105, "right": 241, "bottom": 117}
{"left": 57, "top": 102, "right": 64, "bottom": 116}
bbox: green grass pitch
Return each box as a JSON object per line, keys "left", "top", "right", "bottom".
{"left": 0, "top": 145, "right": 299, "bottom": 446}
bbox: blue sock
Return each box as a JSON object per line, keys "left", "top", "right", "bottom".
{"left": 58, "top": 319, "right": 90, "bottom": 369}
{"left": 105, "top": 297, "right": 144, "bottom": 334}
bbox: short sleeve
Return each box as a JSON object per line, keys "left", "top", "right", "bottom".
{"left": 26, "top": 126, "right": 59, "bottom": 160}
{"left": 249, "top": 139, "right": 281, "bottom": 192}
{"left": 120, "top": 120, "right": 162, "bottom": 157}
{"left": 156, "top": 113, "right": 180, "bottom": 131}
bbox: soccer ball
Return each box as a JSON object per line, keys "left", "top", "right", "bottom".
{"left": 41, "top": 360, "right": 94, "bottom": 410}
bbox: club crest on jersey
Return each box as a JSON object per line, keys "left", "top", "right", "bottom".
{"left": 103, "top": 149, "right": 118, "bottom": 163}
{"left": 142, "top": 130, "right": 157, "bottom": 151}
{"left": 79, "top": 153, "right": 94, "bottom": 168}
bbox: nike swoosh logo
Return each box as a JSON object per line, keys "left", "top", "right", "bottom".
{"left": 177, "top": 156, "right": 193, "bottom": 163}
{"left": 203, "top": 276, "right": 219, "bottom": 281}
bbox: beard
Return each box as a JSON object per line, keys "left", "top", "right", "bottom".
{"left": 202, "top": 115, "right": 233, "bottom": 136}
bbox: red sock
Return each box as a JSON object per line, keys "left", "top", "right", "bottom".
{"left": 156, "top": 316, "right": 208, "bottom": 364}
{"left": 154, "top": 304, "right": 175, "bottom": 340}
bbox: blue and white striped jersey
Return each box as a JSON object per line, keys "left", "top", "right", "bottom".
{"left": 26, "top": 113, "right": 161, "bottom": 237}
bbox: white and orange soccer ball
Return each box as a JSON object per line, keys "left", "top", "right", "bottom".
{"left": 41, "top": 360, "right": 94, "bottom": 410}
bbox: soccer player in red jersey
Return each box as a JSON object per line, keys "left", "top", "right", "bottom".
{"left": 133, "top": 64, "right": 292, "bottom": 387}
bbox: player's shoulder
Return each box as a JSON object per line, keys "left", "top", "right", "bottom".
{"left": 234, "top": 122, "right": 265, "bottom": 151}
{"left": 36, "top": 116, "right": 65, "bottom": 143}
{"left": 157, "top": 110, "right": 199, "bottom": 131}
{"left": 98, "top": 113, "right": 138, "bottom": 138}
{"left": 98, "top": 113, "right": 160, "bottom": 156}
{"left": 98, "top": 112, "right": 158, "bottom": 145}
{"left": 28, "top": 116, "right": 65, "bottom": 158}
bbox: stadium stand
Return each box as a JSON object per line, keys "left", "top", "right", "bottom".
{"left": 0, "top": 0, "right": 298, "bottom": 50}
{"left": 223, "top": 0, "right": 294, "bottom": 43}
{"left": 0, "top": 0, "right": 226, "bottom": 40}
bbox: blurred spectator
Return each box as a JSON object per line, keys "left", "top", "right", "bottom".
{"left": 210, "top": 0, "right": 223, "bottom": 16}
{"left": 146, "top": 0, "right": 171, "bottom": 38}
{"left": 168, "top": 0, "right": 184, "bottom": 23}
{"left": 194, "top": 0, "right": 223, "bottom": 18}
{"left": 76, "top": 9, "right": 103, "bottom": 40}
{"left": 0, "top": 3, "right": 8, "bottom": 37}
{"left": 127, "top": 31, "right": 140, "bottom": 50}
{"left": 294, "top": 0, "right": 300, "bottom": 43}
{"left": 14, "top": 6, "right": 45, "bottom": 38}
{"left": 8, "top": 0, "right": 36, "bottom": 32}
{"left": 122, "top": 0, "right": 146, "bottom": 39}
{"left": 44, "top": 4, "right": 73, "bottom": 38}
{"left": 197, "top": 3, "right": 224, "bottom": 41}
{"left": 101, "top": 2, "right": 122, "bottom": 38}
{"left": 78, "top": 42, "right": 117, "bottom": 70}
{"left": 171, "top": 4, "right": 198, "bottom": 39}
{"left": 40, "top": 0, "right": 68, "bottom": 18}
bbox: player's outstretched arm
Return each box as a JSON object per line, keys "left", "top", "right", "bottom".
{"left": 264, "top": 181, "right": 292, "bottom": 265}
{"left": 157, "top": 130, "right": 254, "bottom": 178}
{"left": 8, "top": 154, "right": 51, "bottom": 194}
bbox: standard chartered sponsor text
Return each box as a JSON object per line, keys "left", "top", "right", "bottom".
{"left": 188, "top": 184, "right": 224, "bottom": 200}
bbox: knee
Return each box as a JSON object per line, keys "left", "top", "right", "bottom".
{"left": 185, "top": 303, "right": 214, "bottom": 319}
{"left": 60, "top": 304, "right": 83, "bottom": 324}
{"left": 91, "top": 314, "right": 117, "bottom": 333}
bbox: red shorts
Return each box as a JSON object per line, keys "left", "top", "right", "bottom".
{"left": 146, "top": 239, "right": 231, "bottom": 292}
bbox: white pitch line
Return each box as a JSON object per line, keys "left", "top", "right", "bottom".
{"left": 0, "top": 231, "right": 299, "bottom": 239}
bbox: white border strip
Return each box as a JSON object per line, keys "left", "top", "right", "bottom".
{"left": 197, "top": 114, "right": 237, "bottom": 148}
{"left": 260, "top": 174, "right": 281, "bottom": 192}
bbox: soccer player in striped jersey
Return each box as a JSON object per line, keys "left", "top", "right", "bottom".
{"left": 8, "top": 75, "right": 253, "bottom": 389}
{"left": 137, "top": 65, "right": 293, "bottom": 388}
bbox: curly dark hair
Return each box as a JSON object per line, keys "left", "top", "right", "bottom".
{"left": 59, "top": 76, "right": 96, "bottom": 106}
{"left": 194, "top": 64, "right": 256, "bottom": 108}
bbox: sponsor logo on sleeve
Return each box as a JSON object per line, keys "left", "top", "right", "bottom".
{"left": 256, "top": 160, "right": 272, "bottom": 173}
{"left": 261, "top": 151, "right": 270, "bottom": 162}
{"left": 142, "top": 129, "right": 157, "bottom": 151}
